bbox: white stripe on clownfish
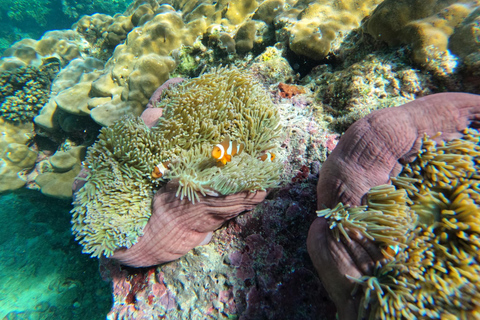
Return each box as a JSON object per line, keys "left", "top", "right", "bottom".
{"left": 152, "top": 161, "right": 170, "bottom": 179}
{"left": 258, "top": 152, "right": 275, "bottom": 162}
{"left": 212, "top": 136, "right": 244, "bottom": 165}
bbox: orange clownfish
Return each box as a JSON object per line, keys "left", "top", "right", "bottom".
{"left": 152, "top": 161, "right": 170, "bottom": 179}
{"left": 258, "top": 152, "right": 275, "bottom": 162}
{"left": 212, "top": 137, "right": 244, "bottom": 165}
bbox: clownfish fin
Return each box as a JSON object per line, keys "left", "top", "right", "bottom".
{"left": 221, "top": 136, "right": 231, "bottom": 149}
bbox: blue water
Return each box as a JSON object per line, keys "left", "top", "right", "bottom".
{"left": 0, "top": 190, "right": 111, "bottom": 319}
{"left": 0, "top": 0, "right": 132, "bottom": 54}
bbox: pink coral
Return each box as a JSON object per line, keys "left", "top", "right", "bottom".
{"left": 316, "top": 92, "right": 480, "bottom": 209}
{"left": 142, "top": 77, "right": 184, "bottom": 128}
{"left": 111, "top": 182, "right": 267, "bottom": 267}
{"left": 308, "top": 92, "right": 480, "bottom": 320}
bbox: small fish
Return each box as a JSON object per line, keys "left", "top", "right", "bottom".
{"left": 152, "top": 161, "right": 170, "bottom": 179}
{"left": 383, "top": 245, "right": 399, "bottom": 258}
{"left": 258, "top": 152, "right": 275, "bottom": 162}
{"left": 212, "top": 136, "right": 244, "bottom": 165}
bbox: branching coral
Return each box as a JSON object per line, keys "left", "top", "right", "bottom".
{"left": 0, "top": 59, "right": 59, "bottom": 122}
{"left": 72, "top": 67, "right": 282, "bottom": 261}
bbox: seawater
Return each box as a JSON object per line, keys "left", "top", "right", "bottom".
{"left": 0, "top": 190, "right": 111, "bottom": 319}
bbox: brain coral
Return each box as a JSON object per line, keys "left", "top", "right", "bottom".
{"left": 307, "top": 92, "right": 480, "bottom": 320}
{"left": 71, "top": 68, "right": 282, "bottom": 265}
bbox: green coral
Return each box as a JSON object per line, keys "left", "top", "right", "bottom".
{"left": 72, "top": 67, "right": 282, "bottom": 258}
{"left": 320, "top": 129, "right": 480, "bottom": 319}
{"left": 0, "top": 60, "right": 60, "bottom": 122}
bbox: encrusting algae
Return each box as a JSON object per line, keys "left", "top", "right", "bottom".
{"left": 71, "top": 67, "right": 282, "bottom": 258}
{"left": 318, "top": 128, "right": 480, "bottom": 319}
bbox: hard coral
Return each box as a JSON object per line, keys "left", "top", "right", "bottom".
{"left": 308, "top": 92, "right": 480, "bottom": 320}
{"left": 363, "top": 0, "right": 476, "bottom": 70}
{"left": 0, "top": 60, "right": 59, "bottom": 122}
{"left": 0, "top": 118, "right": 37, "bottom": 192}
{"left": 72, "top": 68, "right": 282, "bottom": 265}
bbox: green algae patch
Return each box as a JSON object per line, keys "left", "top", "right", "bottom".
{"left": 72, "top": 67, "right": 282, "bottom": 258}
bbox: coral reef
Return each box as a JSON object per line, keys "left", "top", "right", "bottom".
{"left": 275, "top": 0, "right": 383, "bottom": 60}
{"left": 3, "top": 0, "right": 480, "bottom": 318}
{"left": 102, "top": 167, "right": 335, "bottom": 319}
{"left": 310, "top": 48, "right": 433, "bottom": 130}
{"left": 308, "top": 93, "right": 480, "bottom": 319}
{"left": 0, "top": 118, "right": 36, "bottom": 192}
{"left": 34, "top": 57, "right": 105, "bottom": 132}
{"left": 0, "top": 59, "right": 60, "bottom": 123}
{"left": 0, "top": 0, "right": 52, "bottom": 27}
{"left": 71, "top": 67, "right": 282, "bottom": 264}
{"left": 7, "top": 0, "right": 386, "bottom": 128}
{"left": 0, "top": 30, "right": 80, "bottom": 71}
{"left": 35, "top": 146, "right": 86, "bottom": 199}
{"left": 0, "top": 0, "right": 131, "bottom": 55}
{"left": 363, "top": 0, "right": 478, "bottom": 73}
{"left": 449, "top": 7, "right": 480, "bottom": 60}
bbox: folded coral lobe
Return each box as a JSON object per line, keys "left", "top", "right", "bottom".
{"left": 317, "top": 92, "right": 480, "bottom": 209}
{"left": 112, "top": 183, "right": 267, "bottom": 267}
